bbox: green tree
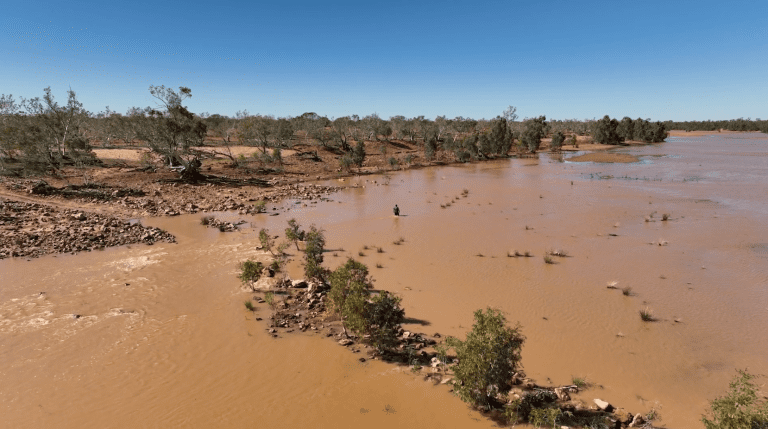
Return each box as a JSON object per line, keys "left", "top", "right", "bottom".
{"left": 285, "top": 218, "right": 305, "bottom": 251}
{"left": 550, "top": 131, "right": 565, "bottom": 152}
{"left": 12, "top": 87, "right": 94, "bottom": 171}
{"left": 424, "top": 136, "right": 438, "bottom": 161}
{"left": 303, "top": 225, "right": 326, "bottom": 281}
{"left": 259, "top": 228, "right": 277, "bottom": 256}
{"left": 702, "top": 369, "right": 768, "bottom": 429}
{"left": 521, "top": 116, "right": 547, "bottom": 153}
{"left": 364, "top": 291, "right": 405, "bottom": 352}
{"left": 328, "top": 258, "right": 373, "bottom": 337}
{"left": 446, "top": 308, "right": 525, "bottom": 409}
{"left": 140, "top": 86, "right": 207, "bottom": 165}
{"left": 617, "top": 116, "right": 634, "bottom": 142}
{"left": 352, "top": 140, "right": 366, "bottom": 167}
{"left": 593, "top": 115, "right": 622, "bottom": 145}
{"left": 489, "top": 117, "right": 513, "bottom": 156}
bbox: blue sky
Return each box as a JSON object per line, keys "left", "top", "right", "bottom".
{"left": 2, "top": 0, "right": 766, "bottom": 121}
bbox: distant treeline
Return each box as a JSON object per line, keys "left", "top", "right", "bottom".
{"left": 0, "top": 86, "right": 764, "bottom": 174}
{"left": 662, "top": 118, "right": 768, "bottom": 133}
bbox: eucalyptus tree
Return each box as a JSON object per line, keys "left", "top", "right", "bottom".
{"left": 332, "top": 116, "right": 354, "bottom": 151}
{"left": 137, "top": 85, "right": 207, "bottom": 166}
{"left": 616, "top": 116, "right": 634, "bottom": 142}
{"left": 521, "top": 116, "right": 547, "bottom": 153}
{"left": 593, "top": 115, "right": 621, "bottom": 145}
{"left": 12, "top": 87, "right": 94, "bottom": 171}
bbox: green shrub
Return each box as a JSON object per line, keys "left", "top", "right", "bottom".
{"left": 254, "top": 200, "right": 267, "bottom": 213}
{"left": 702, "top": 369, "right": 768, "bottom": 429}
{"left": 259, "top": 228, "right": 276, "bottom": 255}
{"left": 239, "top": 260, "right": 263, "bottom": 284}
{"left": 446, "top": 308, "right": 525, "bottom": 409}
{"left": 244, "top": 300, "right": 255, "bottom": 311}
{"left": 303, "top": 224, "right": 327, "bottom": 281}
{"left": 264, "top": 291, "right": 275, "bottom": 310}
{"left": 364, "top": 291, "right": 405, "bottom": 352}
{"left": 388, "top": 157, "right": 399, "bottom": 169}
{"left": 530, "top": 407, "right": 563, "bottom": 428}
{"left": 328, "top": 258, "right": 373, "bottom": 337}
{"left": 200, "top": 215, "right": 214, "bottom": 225}
{"left": 285, "top": 218, "right": 305, "bottom": 250}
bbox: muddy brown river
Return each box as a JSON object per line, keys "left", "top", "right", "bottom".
{"left": 2, "top": 133, "right": 767, "bottom": 428}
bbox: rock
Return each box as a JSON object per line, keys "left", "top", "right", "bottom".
{"left": 629, "top": 413, "right": 644, "bottom": 427}
{"left": 338, "top": 338, "right": 353, "bottom": 346}
{"left": 402, "top": 331, "right": 411, "bottom": 339}
{"left": 440, "top": 377, "right": 452, "bottom": 384}
{"left": 593, "top": 398, "right": 613, "bottom": 412}
{"left": 291, "top": 279, "right": 308, "bottom": 288}
{"left": 554, "top": 387, "right": 570, "bottom": 401}
{"left": 72, "top": 212, "right": 87, "bottom": 221}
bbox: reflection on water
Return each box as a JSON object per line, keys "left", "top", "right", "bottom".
{"left": 1, "top": 133, "right": 767, "bottom": 428}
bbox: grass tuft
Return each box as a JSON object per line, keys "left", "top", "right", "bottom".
{"left": 543, "top": 255, "right": 555, "bottom": 264}
{"left": 640, "top": 307, "right": 655, "bottom": 322}
{"left": 200, "top": 215, "right": 214, "bottom": 225}
{"left": 376, "top": 247, "right": 384, "bottom": 253}
{"left": 621, "top": 286, "right": 632, "bottom": 296}
{"left": 244, "top": 300, "right": 255, "bottom": 312}
{"left": 572, "top": 376, "right": 587, "bottom": 389}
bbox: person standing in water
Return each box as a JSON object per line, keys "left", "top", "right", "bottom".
{"left": 393, "top": 204, "right": 400, "bottom": 216}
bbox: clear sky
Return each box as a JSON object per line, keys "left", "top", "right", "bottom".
{"left": 2, "top": 0, "right": 766, "bottom": 121}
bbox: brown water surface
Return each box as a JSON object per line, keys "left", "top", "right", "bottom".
{"left": 2, "top": 133, "right": 767, "bottom": 428}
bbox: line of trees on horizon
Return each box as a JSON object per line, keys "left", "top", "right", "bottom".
{"left": 1, "top": 86, "right": 764, "bottom": 175}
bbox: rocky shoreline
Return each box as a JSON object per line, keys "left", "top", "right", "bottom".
{"left": 0, "top": 178, "right": 343, "bottom": 260}
{"left": 0, "top": 197, "right": 176, "bottom": 260}
{"left": 244, "top": 272, "right": 657, "bottom": 428}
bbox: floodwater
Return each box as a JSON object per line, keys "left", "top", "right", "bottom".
{"left": 2, "top": 133, "right": 767, "bottom": 428}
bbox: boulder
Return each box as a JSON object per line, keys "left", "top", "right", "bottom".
{"left": 629, "top": 413, "right": 644, "bottom": 428}
{"left": 338, "top": 338, "right": 353, "bottom": 346}
{"left": 291, "top": 279, "right": 308, "bottom": 288}
{"left": 554, "top": 387, "right": 570, "bottom": 401}
{"left": 593, "top": 398, "right": 613, "bottom": 412}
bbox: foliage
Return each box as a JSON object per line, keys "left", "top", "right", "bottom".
{"left": 529, "top": 407, "right": 563, "bottom": 428}
{"left": 507, "top": 389, "right": 559, "bottom": 422}
{"left": 702, "top": 369, "right": 768, "bottom": 429}
{"left": 264, "top": 291, "right": 275, "bottom": 310}
{"left": 550, "top": 131, "right": 565, "bottom": 151}
{"left": 285, "top": 218, "right": 305, "bottom": 250}
{"left": 1, "top": 88, "right": 94, "bottom": 172}
{"left": 446, "top": 308, "right": 525, "bottom": 408}
{"left": 352, "top": 140, "right": 366, "bottom": 167}
{"left": 254, "top": 200, "right": 267, "bottom": 213}
{"left": 244, "top": 300, "right": 255, "bottom": 311}
{"left": 364, "top": 291, "right": 405, "bottom": 352}
{"left": 139, "top": 85, "right": 207, "bottom": 166}
{"left": 339, "top": 155, "right": 353, "bottom": 171}
{"left": 238, "top": 260, "right": 263, "bottom": 284}
{"left": 521, "top": 116, "right": 548, "bottom": 153}
{"left": 303, "top": 224, "right": 327, "bottom": 281}
{"left": 424, "top": 136, "right": 437, "bottom": 161}
{"left": 259, "top": 228, "right": 277, "bottom": 256}
{"left": 594, "top": 115, "right": 622, "bottom": 145}
{"left": 388, "top": 157, "right": 399, "bottom": 169}
{"left": 328, "top": 258, "right": 374, "bottom": 337}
